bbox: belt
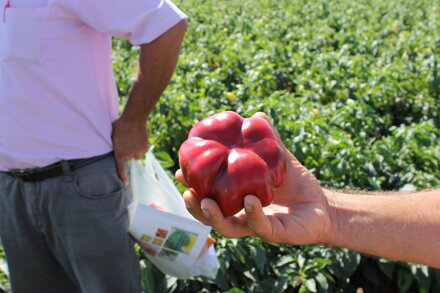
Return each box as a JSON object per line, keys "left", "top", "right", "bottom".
{"left": 5, "top": 152, "right": 114, "bottom": 182}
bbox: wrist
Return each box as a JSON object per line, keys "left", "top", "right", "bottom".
{"left": 117, "top": 113, "right": 148, "bottom": 129}
{"left": 322, "top": 188, "right": 343, "bottom": 247}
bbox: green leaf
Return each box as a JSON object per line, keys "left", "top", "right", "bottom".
{"left": 224, "top": 288, "right": 246, "bottom": 293}
{"left": 254, "top": 246, "right": 267, "bottom": 274}
{"left": 139, "top": 259, "right": 155, "bottom": 293}
{"left": 363, "top": 263, "right": 380, "bottom": 285}
{"left": 399, "top": 184, "right": 417, "bottom": 192}
{"left": 315, "top": 273, "right": 329, "bottom": 290}
{"left": 397, "top": 267, "right": 415, "bottom": 293}
{"left": 271, "top": 276, "right": 289, "bottom": 293}
{"left": 377, "top": 259, "right": 395, "bottom": 280}
{"left": 297, "top": 254, "right": 306, "bottom": 268}
{"left": 154, "top": 151, "right": 175, "bottom": 169}
{"left": 276, "top": 255, "right": 295, "bottom": 267}
{"left": 304, "top": 278, "right": 318, "bottom": 292}
{"left": 243, "top": 271, "right": 258, "bottom": 282}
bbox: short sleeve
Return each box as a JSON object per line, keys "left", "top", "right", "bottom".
{"left": 72, "top": 0, "right": 187, "bottom": 45}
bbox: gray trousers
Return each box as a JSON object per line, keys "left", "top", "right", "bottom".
{"left": 0, "top": 155, "right": 143, "bottom": 293}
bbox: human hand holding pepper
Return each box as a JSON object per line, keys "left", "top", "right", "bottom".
{"left": 177, "top": 113, "right": 440, "bottom": 267}
{"left": 176, "top": 112, "right": 334, "bottom": 245}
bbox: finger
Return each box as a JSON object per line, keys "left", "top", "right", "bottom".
{"left": 252, "top": 111, "right": 270, "bottom": 122}
{"left": 115, "top": 155, "right": 129, "bottom": 186}
{"left": 133, "top": 141, "right": 148, "bottom": 160}
{"left": 244, "top": 195, "right": 273, "bottom": 241}
{"left": 183, "top": 190, "right": 209, "bottom": 225}
{"left": 175, "top": 169, "right": 189, "bottom": 187}
{"left": 253, "top": 112, "right": 295, "bottom": 163}
{"left": 252, "top": 112, "right": 285, "bottom": 149}
{"left": 201, "top": 198, "right": 254, "bottom": 238}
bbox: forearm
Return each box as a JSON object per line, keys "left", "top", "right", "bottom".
{"left": 326, "top": 189, "right": 440, "bottom": 267}
{"left": 121, "top": 20, "right": 187, "bottom": 125}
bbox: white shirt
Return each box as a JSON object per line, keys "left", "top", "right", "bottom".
{"left": 0, "top": 0, "right": 186, "bottom": 171}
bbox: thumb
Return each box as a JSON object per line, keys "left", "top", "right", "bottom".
{"left": 244, "top": 195, "right": 273, "bottom": 241}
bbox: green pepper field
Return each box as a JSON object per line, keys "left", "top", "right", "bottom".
{"left": 1, "top": 0, "right": 439, "bottom": 292}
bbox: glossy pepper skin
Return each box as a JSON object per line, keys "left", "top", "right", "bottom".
{"left": 179, "top": 111, "right": 287, "bottom": 216}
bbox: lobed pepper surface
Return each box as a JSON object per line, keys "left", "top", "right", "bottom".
{"left": 179, "top": 111, "right": 287, "bottom": 216}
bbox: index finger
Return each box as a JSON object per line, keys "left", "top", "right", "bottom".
{"left": 183, "top": 190, "right": 255, "bottom": 238}
{"left": 115, "top": 155, "right": 128, "bottom": 186}
{"left": 199, "top": 198, "right": 254, "bottom": 238}
{"left": 175, "top": 169, "right": 189, "bottom": 188}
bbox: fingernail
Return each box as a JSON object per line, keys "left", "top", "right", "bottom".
{"left": 244, "top": 197, "right": 253, "bottom": 213}
{"left": 201, "top": 204, "right": 210, "bottom": 219}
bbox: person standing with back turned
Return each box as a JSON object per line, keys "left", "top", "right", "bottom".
{"left": 0, "top": 0, "right": 187, "bottom": 292}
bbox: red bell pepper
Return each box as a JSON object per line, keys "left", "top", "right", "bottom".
{"left": 179, "top": 111, "right": 287, "bottom": 216}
